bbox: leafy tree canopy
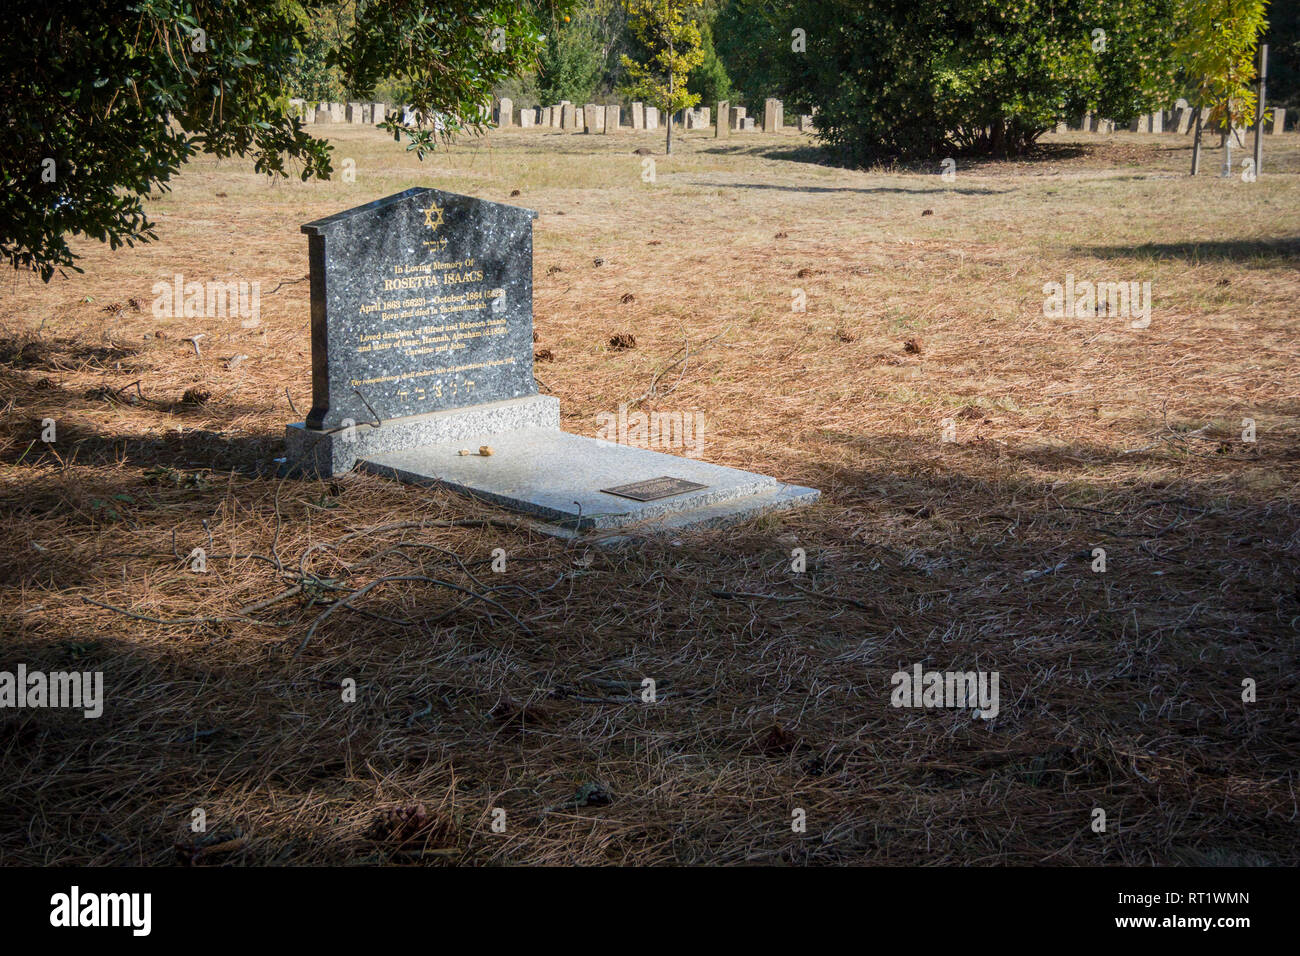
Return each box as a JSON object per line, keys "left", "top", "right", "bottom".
{"left": 620, "top": 0, "right": 706, "bottom": 151}
{"left": 730, "top": 0, "right": 1188, "bottom": 162}
{"left": 536, "top": 7, "right": 607, "bottom": 104}
{"left": 3, "top": 0, "right": 573, "bottom": 281}
{"left": 1175, "top": 0, "right": 1269, "bottom": 132}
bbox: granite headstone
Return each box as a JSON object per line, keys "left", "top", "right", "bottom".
{"left": 299, "top": 188, "right": 537, "bottom": 430}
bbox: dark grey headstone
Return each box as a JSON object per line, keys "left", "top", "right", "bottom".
{"left": 301, "top": 187, "right": 537, "bottom": 429}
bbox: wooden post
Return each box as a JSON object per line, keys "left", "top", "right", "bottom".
{"left": 1191, "top": 107, "right": 1203, "bottom": 176}
{"left": 666, "top": 35, "right": 674, "bottom": 155}
{"left": 1254, "top": 43, "right": 1268, "bottom": 177}
{"left": 1221, "top": 94, "right": 1233, "bottom": 177}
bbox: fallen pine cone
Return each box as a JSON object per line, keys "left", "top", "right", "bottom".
{"left": 757, "top": 722, "right": 800, "bottom": 755}
{"left": 490, "top": 694, "right": 556, "bottom": 727}
{"left": 366, "top": 804, "right": 455, "bottom": 848}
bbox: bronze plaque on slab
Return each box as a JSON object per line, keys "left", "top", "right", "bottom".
{"left": 600, "top": 476, "right": 708, "bottom": 502}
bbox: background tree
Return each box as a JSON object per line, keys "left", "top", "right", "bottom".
{"left": 1263, "top": 0, "right": 1298, "bottom": 118}
{"left": 745, "top": 0, "right": 1183, "bottom": 164}
{"left": 687, "top": 17, "right": 733, "bottom": 106}
{"left": 1176, "top": 0, "right": 1269, "bottom": 174}
{"left": 714, "top": 0, "right": 780, "bottom": 112}
{"left": 587, "top": 0, "right": 635, "bottom": 96}
{"left": 620, "top": 0, "right": 705, "bottom": 153}
{"left": 2, "top": 0, "right": 570, "bottom": 281}
{"left": 341, "top": 1, "right": 570, "bottom": 156}
{"left": 286, "top": 8, "right": 347, "bottom": 101}
{"left": 536, "top": 7, "right": 606, "bottom": 105}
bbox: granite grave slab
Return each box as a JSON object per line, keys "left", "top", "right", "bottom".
{"left": 285, "top": 188, "right": 818, "bottom": 539}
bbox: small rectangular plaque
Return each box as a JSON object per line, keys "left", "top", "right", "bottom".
{"left": 600, "top": 476, "right": 708, "bottom": 502}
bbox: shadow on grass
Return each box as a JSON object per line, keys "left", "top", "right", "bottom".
{"left": 0, "top": 368, "right": 283, "bottom": 476}
{"left": 685, "top": 179, "right": 1008, "bottom": 196}
{"left": 1076, "top": 237, "right": 1300, "bottom": 264}
{"left": 701, "top": 139, "right": 1096, "bottom": 171}
{"left": 1, "top": 427, "right": 1297, "bottom": 864}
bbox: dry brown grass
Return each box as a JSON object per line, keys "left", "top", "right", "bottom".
{"left": 0, "top": 125, "right": 1297, "bottom": 865}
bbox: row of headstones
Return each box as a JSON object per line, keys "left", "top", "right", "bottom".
{"left": 1056, "top": 103, "right": 1288, "bottom": 135}
{"left": 495, "top": 97, "right": 814, "bottom": 134}
{"left": 289, "top": 99, "right": 388, "bottom": 125}
{"left": 286, "top": 96, "right": 1286, "bottom": 137}
{"left": 285, "top": 95, "right": 822, "bottom": 135}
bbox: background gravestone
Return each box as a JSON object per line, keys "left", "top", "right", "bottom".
{"left": 763, "top": 98, "right": 783, "bottom": 132}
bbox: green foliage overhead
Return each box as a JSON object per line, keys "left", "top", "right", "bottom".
{"left": 3, "top": 0, "right": 332, "bottom": 281}
{"left": 3, "top": 0, "right": 571, "bottom": 281}
{"left": 341, "top": 1, "right": 571, "bottom": 155}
